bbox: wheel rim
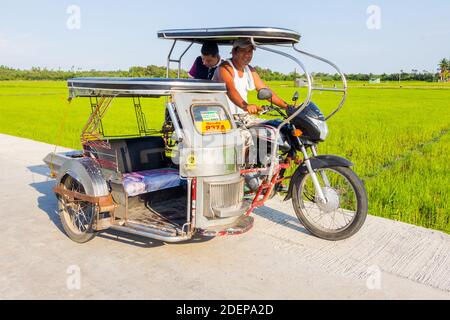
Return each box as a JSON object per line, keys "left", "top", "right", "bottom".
{"left": 60, "top": 177, "right": 95, "bottom": 235}
{"left": 297, "top": 168, "right": 358, "bottom": 233}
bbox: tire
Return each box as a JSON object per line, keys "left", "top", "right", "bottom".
{"left": 57, "top": 175, "right": 97, "bottom": 243}
{"left": 291, "top": 166, "right": 368, "bottom": 241}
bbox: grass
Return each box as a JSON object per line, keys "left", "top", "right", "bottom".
{"left": 0, "top": 80, "right": 449, "bottom": 233}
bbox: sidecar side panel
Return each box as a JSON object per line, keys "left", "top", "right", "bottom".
{"left": 172, "top": 92, "right": 244, "bottom": 177}
{"left": 55, "top": 157, "right": 110, "bottom": 197}
{"left": 43, "top": 151, "right": 84, "bottom": 178}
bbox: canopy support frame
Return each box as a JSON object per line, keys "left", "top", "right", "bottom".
{"left": 166, "top": 40, "right": 194, "bottom": 78}
{"left": 82, "top": 96, "right": 115, "bottom": 143}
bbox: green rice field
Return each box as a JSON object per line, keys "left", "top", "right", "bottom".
{"left": 0, "top": 80, "right": 449, "bottom": 233}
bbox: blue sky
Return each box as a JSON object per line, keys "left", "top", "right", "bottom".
{"left": 1, "top": 0, "right": 449, "bottom": 74}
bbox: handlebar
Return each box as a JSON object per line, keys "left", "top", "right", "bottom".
{"left": 258, "top": 105, "right": 272, "bottom": 115}
{"left": 258, "top": 105, "right": 287, "bottom": 119}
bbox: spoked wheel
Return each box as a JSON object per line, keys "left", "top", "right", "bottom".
{"left": 292, "top": 166, "right": 368, "bottom": 241}
{"left": 57, "top": 175, "right": 97, "bottom": 243}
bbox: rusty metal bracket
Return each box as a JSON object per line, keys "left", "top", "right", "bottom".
{"left": 53, "top": 185, "right": 118, "bottom": 212}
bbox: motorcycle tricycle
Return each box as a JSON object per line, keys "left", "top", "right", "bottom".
{"left": 44, "top": 26, "right": 367, "bottom": 243}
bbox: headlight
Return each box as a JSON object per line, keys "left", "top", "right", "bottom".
{"left": 309, "top": 117, "right": 328, "bottom": 141}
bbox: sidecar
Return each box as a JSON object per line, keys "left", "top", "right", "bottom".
{"left": 44, "top": 78, "right": 254, "bottom": 242}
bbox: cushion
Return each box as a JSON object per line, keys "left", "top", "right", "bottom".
{"left": 123, "top": 168, "right": 183, "bottom": 197}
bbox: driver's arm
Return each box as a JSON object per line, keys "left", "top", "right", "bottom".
{"left": 250, "top": 67, "right": 289, "bottom": 108}
{"left": 218, "top": 64, "right": 259, "bottom": 114}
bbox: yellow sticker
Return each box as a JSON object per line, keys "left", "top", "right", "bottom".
{"left": 186, "top": 153, "right": 196, "bottom": 170}
{"left": 200, "top": 120, "right": 231, "bottom": 133}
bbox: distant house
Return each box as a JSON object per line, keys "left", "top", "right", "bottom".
{"left": 369, "top": 78, "right": 381, "bottom": 84}
{"left": 294, "top": 78, "right": 307, "bottom": 87}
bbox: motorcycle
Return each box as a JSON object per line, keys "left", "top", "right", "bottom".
{"left": 239, "top": 88, "right": 368, "bottom": 240}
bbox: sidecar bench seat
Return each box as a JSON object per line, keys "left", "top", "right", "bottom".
{"left": 123, "top": 168, "right": 183, "bottom": 197}
{"left": 88, "top": 136, "right": 183, "bottom": 196}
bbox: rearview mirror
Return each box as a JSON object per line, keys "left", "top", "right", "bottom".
{"left": 257, "top": 88, "right": 273, "bottom": 101}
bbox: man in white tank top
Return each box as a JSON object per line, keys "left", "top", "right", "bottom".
{"left": 213, "top": 39, "right": 290, "bottom": 165}
{"left": 213, "top": 39, "right": 289, "bottom": 117}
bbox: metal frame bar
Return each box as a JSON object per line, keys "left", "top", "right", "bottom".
{"left": 82, "top": 96, "right": 116, "bottom": 143}
{"left": 252, "top": 39, "right": 312, "bottom": 179}
{"left": 54, "top": 185, "right": 117, "bottom": 212}
{"left": 110, "top": 224, "right": 192, "bottom": 243}
{"left": 251, "top": 38, "right": 348, "bottom": 181}
{"left": 292, "top": 44, "right": 348, "bottom": 120}
{"left": 89, "top": 97, "right": 105, "bottom": 136}
{"left": 244, "top": 162, "right": 290, "bottom": 216}
{"left": 166, "top": 40, "right": 177, "bottom": 78}
{"left": 133, "top": 96, "right": 154, "bottom": 136}
{"left": 83, "top": 94, "right": 159, "bottom": 142}
{"left": 166, "top": 101, "right": 184, "bottom": 142}
{"left": 166, "top": 40, "right": 194, "bottom": 78}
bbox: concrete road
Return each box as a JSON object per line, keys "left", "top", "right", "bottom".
{"left": 0, "top": 134, "right": 449, "bottom": 299}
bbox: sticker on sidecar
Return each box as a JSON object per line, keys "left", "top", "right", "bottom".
{"left": 201, "top": 120, "right": 231, "bottom": 133}
{"left": 186, "top": 152, "right": 196, "bottom": 170}
{"left": 200, "top": 110, "right": 221, "bottom": 122}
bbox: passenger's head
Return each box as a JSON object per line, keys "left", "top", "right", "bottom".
{"left": 231, "top": 39, "right": 256, "bottom": 66}
{"left": 201, "top": 42, "right": 220, "bottom": 68}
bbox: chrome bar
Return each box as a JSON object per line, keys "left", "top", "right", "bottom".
{"left": 178, "top": 42, "right": 194, "bottom": 78}
{"left": 253, "top": 40, "right": 313, "bottom": 180}
{"left": 166, "top": 40, "right": 194, "bottom": 78}
{"left": 312, "top": 87, "right": 346, "bottom": 92}
{"left": 166, "top": 102, "right": 184, "bottom": 142}
{"left": 166, "top": 40, "right": 177, "bottom": 78}
{"left": 292, "top": 45, "right": 348, "bottom": 120}
{"left": 301, "top": 146, "right": 326, "bottom": 203}
{"left": 255, "top": 44, "right": 313, "bottom": 126}
{"left": 110, "top": 224, "right": 191, "bottom": 243}
{"left": 304, "top": 159, "right": 327, "bottom": 203}
{"left": 311, "top": 145, "right": 331, "bottom": 188}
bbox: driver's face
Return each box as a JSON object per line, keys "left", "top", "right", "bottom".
{"left": 234, "top": 46, "right": 254, "bottom": 66}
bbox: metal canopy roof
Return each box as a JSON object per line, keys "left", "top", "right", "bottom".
{"left": 157, "top": 26, "right": 301, "bottom": 45}
{"left": 67, "top": 78, "right": 227, "bottom": 98}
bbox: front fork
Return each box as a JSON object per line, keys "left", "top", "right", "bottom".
{"left": 299, "top": 143, "right": 330, "bottom": 204}
{"left": 311, "top": 145, "right": 331, "bottom": 188}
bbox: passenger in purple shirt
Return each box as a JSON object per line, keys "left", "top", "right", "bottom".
{"left": 188, "top": 42, "right": 222, "bottom": 80}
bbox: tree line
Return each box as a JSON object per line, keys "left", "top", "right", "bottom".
{"left": 1, "top": 59, "right": 448, "bottom": 82}
{"left": 0, "top": 65, "right": 186, "bottom": 81}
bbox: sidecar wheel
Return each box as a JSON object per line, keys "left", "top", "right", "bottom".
{"left": 57, "top": 175, "right": 97, "bottom": 243}
{"left": 292, "top": 166, "right": 368, "bottom": 241}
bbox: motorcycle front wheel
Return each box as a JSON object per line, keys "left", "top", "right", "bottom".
{"left": 291, "top": 166, "right": 368, "bottom": 241}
